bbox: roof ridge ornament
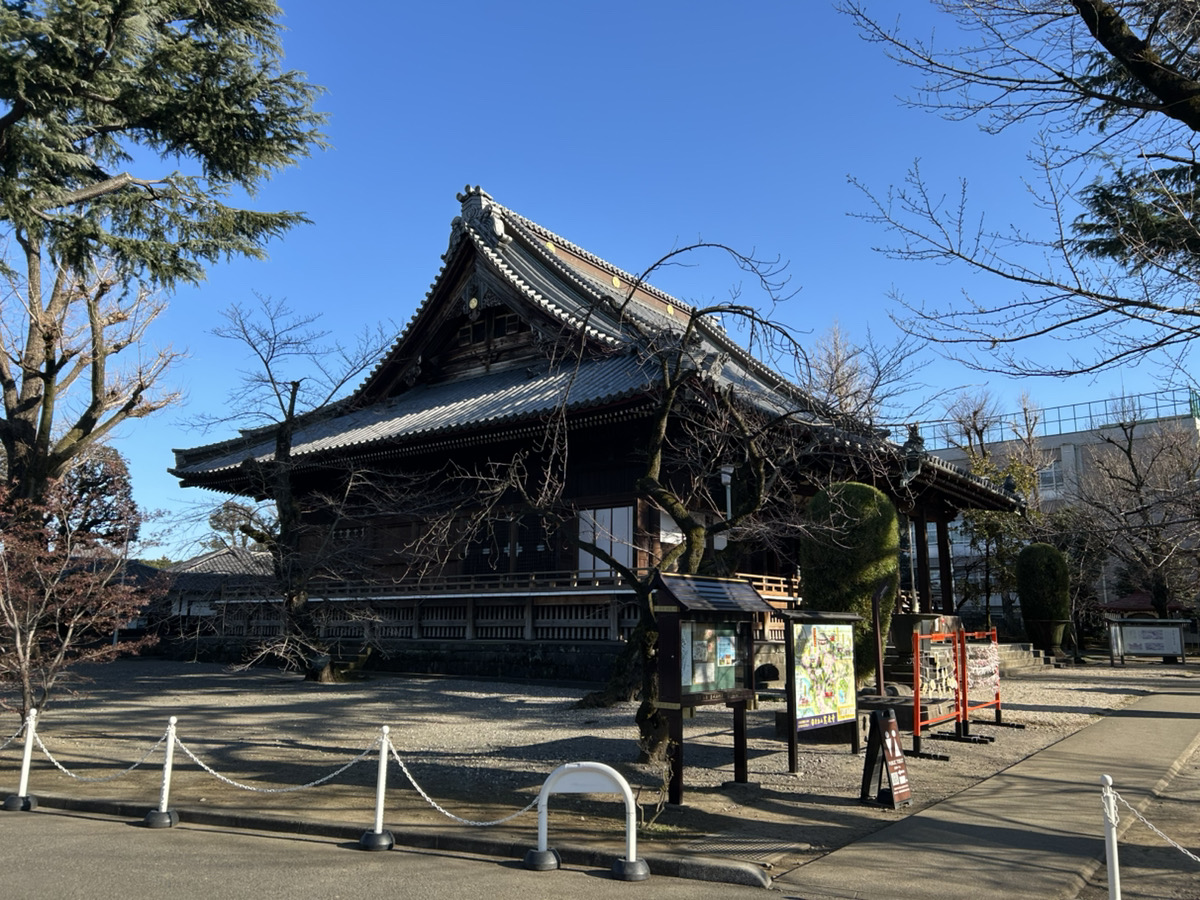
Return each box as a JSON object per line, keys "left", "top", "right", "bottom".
{"left": 456, "top": 184, "right": 510, "bottom": 246}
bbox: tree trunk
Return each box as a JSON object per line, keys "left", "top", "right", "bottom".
{"left": 1150, "top": 571, "right": 1170, "bottom": 619}
{"left": 634, "top": 620, "right": 668, "bottom": 762}
{"left": 306, "top": 657, "right": 336, "bottom": 683}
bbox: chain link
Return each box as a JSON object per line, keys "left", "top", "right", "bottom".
{"left": 173, "top": 735, "right": 380, "bottom": 793}
{"left": 387, "top": 739, "right": 537, "bottom": 826}
{"left": 1102, "top": 791, "right": 1119, "bottom": 829}
{"left": 0, "top": 720, "right": 24, "bottom": 753}
{"left": 1112, "top": 787, "right": 1200, "bottom": 865}
{"left": 34, "top": 729, "right": 168, "bottom": 783}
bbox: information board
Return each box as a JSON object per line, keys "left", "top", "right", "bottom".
{"left": 792, "top": 621, "right": 856, "bottom": 731}
{"left": 680, "top": 623, "right": 738, "bottom": 693}
{"left": 1119, "top": 624, "right": 1183, "bottom": 656}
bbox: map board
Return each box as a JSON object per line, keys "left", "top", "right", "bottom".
{"left": 791, "top": 621, "right": 856, "bottom": 731}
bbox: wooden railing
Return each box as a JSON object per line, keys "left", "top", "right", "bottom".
{"left": 208, "top": 569, "right": 800, "bottom": 602}
{"left": 174, "top": 568, "right": 799, "bottom": 646}
{"left": 212, "top": 568, "right": 643, "bottom": 602}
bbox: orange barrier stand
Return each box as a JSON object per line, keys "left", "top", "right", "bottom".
{"left": 958, "top": 628, "right": 1000, "bottom": 741}
{"left": 910, "top": 627, "right": 961, "bottom": 757}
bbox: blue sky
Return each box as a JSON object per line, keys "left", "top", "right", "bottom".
{"left": 122, "top": 1, "right": 1159, "bottom": 557}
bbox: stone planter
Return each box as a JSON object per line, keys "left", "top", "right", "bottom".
{"left": 889, "top": 612, "right": 940, "bottom": 666}
{"left": 1025, "top": 618, "right": 1070, "bottom": 657}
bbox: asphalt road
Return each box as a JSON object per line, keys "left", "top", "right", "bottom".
{"left": 0, "top": 808, "right": 769, "bottom": 900}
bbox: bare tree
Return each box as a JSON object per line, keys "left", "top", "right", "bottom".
{"left": 0, "top": 472, "right": 160, "bottom": 720}
{"left": 0, "top": 261, "right": 181, "bottom": 498}
{"left": 203, "top": 297, "right": 394, "bottom": 682}
{"left": 938, "top": 390, "right": 1049, "bottom": 631}
{"left": 843, "top": 1, "right": 1200, "bottom": 379}
{"left": 0, "top": 3, "right": 325, "bottom": 502}
{"left": 1073, "top": 412, "right": 1200, "bottom": 617}
{"left": 806, "top": 322, "right": 942, "bottom": 428}
{"left": 537, "top": 245, "right": 918, "bottom": 758}
{"left": 203, "top": 501, "right": 270, "bottom": 551}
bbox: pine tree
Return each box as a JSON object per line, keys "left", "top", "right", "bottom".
{"left": 0, "top": 1, "right": 325, "bottom": 499}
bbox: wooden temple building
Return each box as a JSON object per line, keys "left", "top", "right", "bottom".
{"left": 169, "top": 187, "right": 1019, "bottom": 678}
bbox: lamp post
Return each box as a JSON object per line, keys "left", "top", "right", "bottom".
{"left": 715, "top": 464, "right": 734, "bottom": 552}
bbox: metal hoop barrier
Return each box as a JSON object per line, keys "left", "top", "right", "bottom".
{"left": 522, "top": 762, "right": 650, "bottom": 882}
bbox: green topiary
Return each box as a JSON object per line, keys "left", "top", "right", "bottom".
{"left": 796, "top": 482, "right": 900, "bottom": 683}
{"left": 1015, "top": 542, "right": 1070, "bottom": 622}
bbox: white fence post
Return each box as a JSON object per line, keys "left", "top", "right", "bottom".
{"left": 3, "top": 708, "right": 38, "bottom": 811}
{"left": 145, "top": 717, "right": 180, "bottom": 828}
{"left": 360, "top": 726, "right": 394, "bottom": 851}
{"left": 1101, "top": 774, "right": 1122, "bottom": 900}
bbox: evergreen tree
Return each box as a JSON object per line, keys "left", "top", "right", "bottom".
{"left": 0, "top": 1, "right": 325, "bottom": 500}
{"left": 797, "top": 481, "right": 900, "bottom": 683}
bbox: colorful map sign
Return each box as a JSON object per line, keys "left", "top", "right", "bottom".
{"left": 792, "top": 622, "right": 856, "bottom": 731}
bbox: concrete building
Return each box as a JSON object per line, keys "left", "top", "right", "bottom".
{"left": 917, "top": 389, "right": 1200, "bottom": 621}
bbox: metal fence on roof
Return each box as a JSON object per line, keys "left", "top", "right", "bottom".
{"left": 919, "top": 389, "right": 1200, "bottom": 452}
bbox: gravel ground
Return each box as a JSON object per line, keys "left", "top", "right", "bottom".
{"left": 3, "top": 656, "right": 1198, "bottom": 891}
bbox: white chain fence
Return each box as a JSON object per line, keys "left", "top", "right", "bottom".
{"left": 388, "top": 738, "right": 538, "bottom": 826}
{"left": 35, "top": 729, "right": 169, "bottom": 783}
{"left": 3, "top": 712, "right": 539, "bottom": 830}
{"left": 1107, "top": 784, "right": 1200, "bottom": 866}
{"left": 0, "top": 721, "right": 23, "bottom": 753}
{"left": 172, "top": 734, "right": 381, "bottom": 794}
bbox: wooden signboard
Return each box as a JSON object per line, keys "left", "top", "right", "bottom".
{"left": 860, "top": 708, "right": 912, "bottom": 808}
{"left": 792, "top": 621, "right": 857, "bottom": 731}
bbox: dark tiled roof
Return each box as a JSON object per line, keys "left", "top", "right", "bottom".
{"left": 174, "top": 352, "right": 659, "bottom": 477}
{"left": 172, "top": 187, "right": 1018, "bottom": 513}
{"left": 654, "top": 573, "right": 776, "bottom": 614}
{"left": 165, "top": 547, "right": 273, "bottom": 592}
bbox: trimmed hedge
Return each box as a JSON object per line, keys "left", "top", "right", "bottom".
{"left": 797, "top": 482, "right": 900, "bottom": 683}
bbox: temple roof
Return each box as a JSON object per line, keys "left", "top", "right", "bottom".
{"left": 171, "top": 187, "right": 1020, "bottom": 514}
{"left": 172, "top": 352, "right": 660, "bottom": 480}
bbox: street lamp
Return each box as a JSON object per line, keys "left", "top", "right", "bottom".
{"left": 715, "top": 464, "right": 735, "bottom": 552}
{"left": 900, "top": 424, "right": 925, "bottom": 487}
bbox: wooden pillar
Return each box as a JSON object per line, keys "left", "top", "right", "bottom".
{"left": 936, "top": 518, "right": 956, "bottom": 615}
{"left": 731, "top": 701, "right": 747, "bottom": 783}
{"left": 913, "top": 514, "right": 933, "bottom": 614}
{"left": 668, "top": 710, "right": 684, "bottom": 805}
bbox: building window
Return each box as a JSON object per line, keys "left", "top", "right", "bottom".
{"left": 455, "top": 309, "right": 529, "bottom": 347}
{"left": 1039, "top": 458, "right": 1064, "bottom": 495}
{"left": 578, "top": 506, "right": 633, "bottom": 574}
{"left": 463, "top": 515, "right": 554, "bottom": 575}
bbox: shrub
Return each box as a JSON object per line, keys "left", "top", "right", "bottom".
{"left": 1015, "top": 542, "right": 1070, "bottom": 622}
{"left": 797, "top": 482, "right": 900, "bottom": 683}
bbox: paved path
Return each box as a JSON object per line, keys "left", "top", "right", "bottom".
{"left": 3, "top": 665, "right": 1199, "bottom": 896}
{"left": 772, "top": 690, "right": 1200, "bottom": 899}
{"left": 0, "top": 808, "right": 772, "bottom": 900}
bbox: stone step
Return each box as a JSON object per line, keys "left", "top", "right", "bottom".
{"left": 881, "top": 642, "right": 1049, "bottom": 678}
